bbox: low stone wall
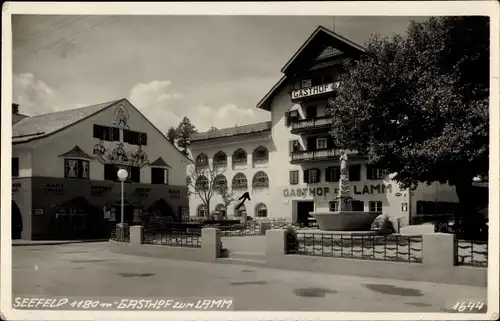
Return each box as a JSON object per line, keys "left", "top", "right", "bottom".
{"left": 109, "top": 226, "right": 221, "bottom": 262}
{"left": 266, "top": 229, "right": 487, "bottom": 287}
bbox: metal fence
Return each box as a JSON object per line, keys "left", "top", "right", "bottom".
{"left": 143, "top": 230, "right": 202, "bottom": 248}
{"left": 218, "top": 222, "right": 262, "bottom": 236}
{"left": 287, "top": 232, "right": 423, "bottom": 263}
{"left": 455, "top": 239, "right": 488, "bottom": 267}
{"left": 110, "top": 225, "right": 130, "bottom": 242}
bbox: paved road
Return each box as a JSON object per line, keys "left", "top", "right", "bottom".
{"left": 12, "top": 242, "right": 487, "bottom": 312}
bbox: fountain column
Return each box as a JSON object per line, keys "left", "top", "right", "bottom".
{"left": 337, "top": 150, "right": 352, "bottom": 211}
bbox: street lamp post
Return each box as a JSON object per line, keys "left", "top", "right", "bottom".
{"left": 117, "top": 168, "right": 128, "bottom": 239}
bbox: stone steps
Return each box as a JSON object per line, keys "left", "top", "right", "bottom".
{"left": 216, "top": 257, "right": 267, "bottom": 267}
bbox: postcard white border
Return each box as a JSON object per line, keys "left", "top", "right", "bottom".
{"left": 2, "top": 1, "right": 499, "bottom": 320}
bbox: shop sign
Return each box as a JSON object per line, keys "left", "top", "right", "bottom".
{"left": 90, "top": 185, "right": 109, "bottom": 197}
{"left": 401, "top": 202, "right": 408, "bottom": 212}
{"left": 283, "top": 187, "right": 330, "bottom": 198}
{"left": 291, "top": 82, "right": 340, "bottom": 100}
{"left": 136, "top": 187, "right": 151, "bottom": 197}
{"left": 12, "top": 183, "right": 21, "bottom": 194}
{"left": 168, "top": 189, "right": 180, "bottom": 199}
{"left": 283, "top": 184, "right": 393, "bottom": 198}
{"left": 34, "top": 208, "right": 44, "bottom": 216}
{"left": 44, "top": 183, "right": 64, "bottom": 195}
{"left": 353, "top": 184, "right": 392, "bottom": 195}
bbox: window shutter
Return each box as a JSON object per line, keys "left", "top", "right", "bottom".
{"left": 366, "top": 165, "right": 373, "bottom": 180}
{"left": 140, "top": 133, "right": 148, "bottom": 145}
{"left": 315, "top": 168, "right": 321, "bottom": 183}
{"left": 122, "top": 130, "right": 130, "bottom": 144}
{"left": 307, "top": 137, "right": 315, "bottom": 151}
{"left": 131, "top": 167, "right": 140, "bottom": 182}
{"left": 349, "top": 165, "right": 361, "bottom": 181}
{"left": 325, "top": 167, "right": 331, "bottom": 182}
{"left": 289, "top": 141, "right": 293, "bottom": 155}
{"left": 303, "top": 170, "right": 309, "bottom": 183}
{"left": 112, "top": 128, "right": 120, "bottom": 141}
{"left": 327, "top": 137, "right": 334, "bottom": 149}
{"left": 93, "top": 125, "right": 102, "bottom": 139}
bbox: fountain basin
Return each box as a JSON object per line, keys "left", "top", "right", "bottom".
{"left": 311, "top": 211, "right": 381, "bottom": 231}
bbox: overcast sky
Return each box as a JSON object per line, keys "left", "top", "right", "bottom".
{"left": 12, "top": 15, "right": 428, "bottom": 132}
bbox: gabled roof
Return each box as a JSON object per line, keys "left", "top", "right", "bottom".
{"left": 11, "top": 98, "right": 193, "bottom": 163}
{"left": 191, "top": 121, "right": 272, "bottom": 142}
{"left": 12, "top": 99, "right": 122, "bottom": 144}
{"left": 256, "top": 26, "right": 365, "bottom": 111}
{"left": 280, "top": 26, "right": 365, "bottom": 75}
{"left": 150, "top": 157, "right": 171, "bottom": 168}
{"left": 58, "top": 145, "right": 93, "bottom": 159}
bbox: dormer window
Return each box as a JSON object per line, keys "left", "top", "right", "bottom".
{"left": 64, "top": 159, "right": 90, "bottom": 179}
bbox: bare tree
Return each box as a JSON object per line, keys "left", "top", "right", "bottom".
{"left": 186, "top": 166, "right": 218, "bottom": 218}
{"left": 215, "top": 183, "right": 236, "bottom": 215}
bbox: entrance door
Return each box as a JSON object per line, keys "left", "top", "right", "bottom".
{"left": 297, "top": 201, "right": 314, "bottom": 226}
{"left": 12, "top": 201, "right": 23, "bottom": 239}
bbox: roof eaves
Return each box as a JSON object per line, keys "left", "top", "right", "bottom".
{"left": 280, "top": 26, "right": 325, "bottom": 74}
{"left": 255, "top": 75, "right": 287, "bottom": 111}
{"left": 280, "top": 26, "right": 365, "bottom": 75}
{"left": 11, "top": 99, "right": 123, "bottom": 145}
{"left": 119, "top": 98, "right": 194, "bottom": 164}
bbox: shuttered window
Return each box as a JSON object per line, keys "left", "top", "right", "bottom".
{"left": 325, "top": 166, "right": 340, "bottom": 182}
{"left": 93, "top": 125, "right": 119, "bottom": 142}
{"left": 303, "top": 169, "right": 320, "bottom": 184}
{"left": 289, "top": 170, "right": 299, "bottom": 185}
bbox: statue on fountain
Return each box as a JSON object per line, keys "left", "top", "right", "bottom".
{"left": 336, "top": 150, "right": 353, "bottom": 211}
{"left": 311, "top": 149, "right": 385, "bottom": 231}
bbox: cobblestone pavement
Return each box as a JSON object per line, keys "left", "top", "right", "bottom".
{"left": 12, "top": 242, "right": 488, "bottom": 312}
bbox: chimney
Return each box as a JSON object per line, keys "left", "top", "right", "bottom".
{"left": 12, "top": 103, "right": 19, "bottom": 115}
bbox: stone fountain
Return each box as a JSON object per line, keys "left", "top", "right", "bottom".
{"left": 311, "top": 151, "right": 383, "bottom": 232}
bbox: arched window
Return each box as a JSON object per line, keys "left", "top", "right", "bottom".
{"left": 232, "top": 173, "right": 247, "bottom": 189}
{"left": 255, "top": 203, "right": 268, "bottom": 218}
{"left": 195, "top": 153, "right": 208, "bottom": 166}
{"left": 234, "top": 203, "right": 246, "bottom": 217}
{"left": 214, "top": 174, "right": 228, "bottom": 192}
{"left": 252, "top": 146, "right": 269, "bottom": 163}
{"left": 195, "top": 175, "right": 209, "bottom": 190}
{"left": 215, "top": 204, "right": 226, "bottom": 218}
{"left": 197, "top": 204, "right": 208, "bottom": 217}
{"left": 252, "top": 171, "right": 269, "bottom": 188}
{"left": 213, "top": 151, "right": 227, "bottom": 165}
{"left": 232, "top": 149, "right": 247, "bottom": 165}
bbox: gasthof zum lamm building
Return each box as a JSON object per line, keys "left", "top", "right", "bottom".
{"left": 187, "top": 26, "right": 460, "bottom": 226}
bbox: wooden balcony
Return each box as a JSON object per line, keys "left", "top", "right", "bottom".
{"left": 290, "top": 116, "right": 333, "bottom": 134}
{"left": 290, "top": 148, "right": 363, "bottom": 164}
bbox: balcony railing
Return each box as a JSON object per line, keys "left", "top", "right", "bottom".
{"left": 290, "top": 148, "right": 360, "bottom": 164}
{"left": 291, "top": 117, "right": 333, "bottom": 134}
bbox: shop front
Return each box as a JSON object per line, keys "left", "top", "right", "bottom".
{"left": 17, "top": 177, "right": 188, "bottom": 240}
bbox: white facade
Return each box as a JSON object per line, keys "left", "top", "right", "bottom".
{"left": 186, "top": 26, "right": 460, "bottom": 225}
{"left": 187, "top": 130, "right": 273, "bottom": 218}
{"left": 12, "top": 99, "right": 190, "bottom": 185}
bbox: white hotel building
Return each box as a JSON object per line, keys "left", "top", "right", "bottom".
{"left": 187, "top": 26, "right": 459, "bottom": 225}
